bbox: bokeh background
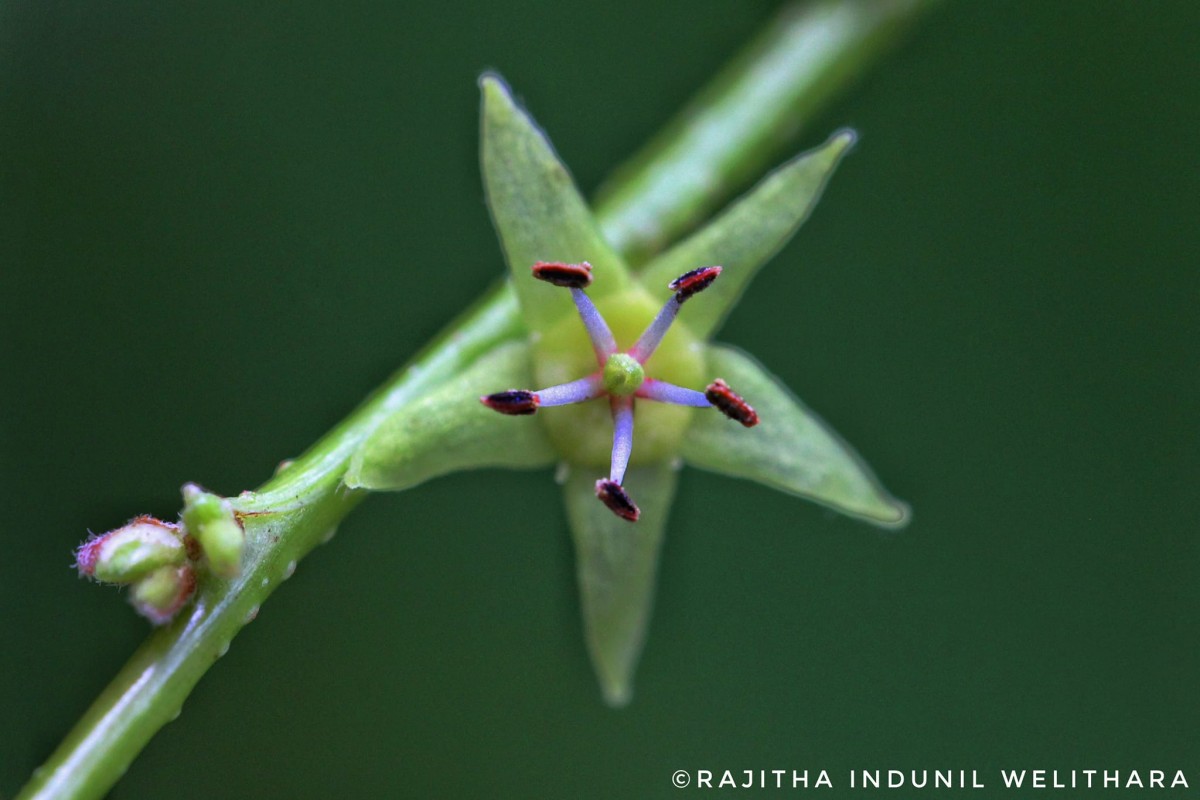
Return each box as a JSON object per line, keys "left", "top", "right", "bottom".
{"left": 3, "top": 2, "right": 1197, "bottom": 797}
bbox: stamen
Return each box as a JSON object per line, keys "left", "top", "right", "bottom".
{"left": 481, "top": 390, "right": 539, "bottom": 415}
{"left": 536, "top": 374, "right": 604, "bottom": 407}
{"left": 704, "top": 379, "right": 759, "bottom": 427}
{"left": 669, "top": 265, "right": 722, "bottom": 302}
{"left": 609, "top": 397, "right": 635, "bottom": 484}
{"left": 595, "top": 478, "right": 640, "bottom": 522}
{"left": 636, "top": 378, "right": 711, "bottom": 407}
{"left": 628, "top": 267, "right": 722, "bottom": 363}
{"left": 628, "top": 296, "right": 680, "bottom": 363}
{"left": 571, "top": 287, "right": 617, "bottom": 363}
{"left": 531, "top": 261, "right": 593, "bottom": 288}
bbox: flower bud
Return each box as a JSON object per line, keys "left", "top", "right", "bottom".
{"left": 129, "top": 564, "right": 196, "bottom": 625}
{"left": 181, "top": 484, "right": 245, "bottom": 579}
{"left": 75, "top": 516, "right": 186, "bottom": 584}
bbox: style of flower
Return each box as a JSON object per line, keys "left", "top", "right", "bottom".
{"left": 482, "top": 261, "right": 757, "bottom": 522}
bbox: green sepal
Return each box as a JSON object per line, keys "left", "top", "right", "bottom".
{"left": 345, "top": 340, "right": 557, "bottom": 491}
{"left": 683, "top": 345, "right": 909, "bottom": 527}
{"left": 181, "top": 485, "right": 245, "bottom": 579}
{"left": 480, "top": 74, "right": 633, "bottom": 334}
{"left": 639, "top": 130, "right": 855, "bottom": 340}
{"left": 564, "top": 462, "right": 679, "bottom": 707}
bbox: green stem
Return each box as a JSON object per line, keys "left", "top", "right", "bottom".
{"left": 595, "top": 0, "right": 938, "bottom": 265}
{"left": 17, "top": 3, "right": 934, "bottom": 798}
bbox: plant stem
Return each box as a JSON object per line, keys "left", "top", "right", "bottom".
{"left": 16, "top": 3, "right": 935, "bottom": 797}
{"left": 595, "top": 0, "right": 938, "bottom": 265}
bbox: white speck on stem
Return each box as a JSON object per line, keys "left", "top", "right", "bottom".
{"left": 283, "top": 560, "right": 297, "bottom": 580}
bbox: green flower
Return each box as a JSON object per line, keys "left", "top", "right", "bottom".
{"left": 346, "top": 76, "right": 909, "bottom": 706}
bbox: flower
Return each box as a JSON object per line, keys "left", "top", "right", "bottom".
{"left": 346, "top": 76, "right": 909, "bottom": 706}
{"left": 482, "top": 261, "right": 757, "bottom": 522}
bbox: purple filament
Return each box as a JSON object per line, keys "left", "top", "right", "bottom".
{"left": 636, "top": 378, "right": 712, "bottom": 407}
{"left": 571, "top": 287, "right": 617, "bottom": 364}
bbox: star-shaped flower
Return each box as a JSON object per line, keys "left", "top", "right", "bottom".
{"left": 482, "top": 261, "right": 758, "bottom": 522}
{"left": 345, "top": 76, "right": 909, "bottom": 706}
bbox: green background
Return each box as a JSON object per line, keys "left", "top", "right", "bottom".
{"left": 2, "top": 2, "right": 1196, "bottom": 797}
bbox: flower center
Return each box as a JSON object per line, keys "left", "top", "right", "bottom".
{"left": 603, "top": 353, "right": 644, "bottom": 396}
{"left": 534, "top": 287, "right": 704, "bottom": 467}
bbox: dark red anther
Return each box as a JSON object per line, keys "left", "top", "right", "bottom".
{"left": 669, "top": 265, "right": 722, "bottom": 302}
{"left": 595, "top": 479, "right": 640, "bottom": 522}
{"left": 705, "top": 379, "right": 759, "bottom": 427}
{"left": 531, "top": 261, "right": 593, "bottom": 289}
{"left": 481, "top": 390, "right": 540, "bottom": 415}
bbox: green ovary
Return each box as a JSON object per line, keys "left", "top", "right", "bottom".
{"left": 534, "top": 287, "right": 705, "bottom": 467}
{"left": 603, "top": 353, "right": 644, "bottom": 396}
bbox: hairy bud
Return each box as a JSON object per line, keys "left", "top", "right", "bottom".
{"left": 76, "top": 516, "right": 186, "bottom": 584}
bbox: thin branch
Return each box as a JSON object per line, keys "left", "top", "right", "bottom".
{"left": 16, "top": 3, "right": 937, "bottom": 797}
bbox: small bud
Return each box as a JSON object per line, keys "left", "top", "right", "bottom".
{"left": 669, "top": 265, "right": 721, "bottom": 302}
{"left": 595, "top": 479, "right": 640, "bottom": 522}
{"left": 705, "top": 379, "right": 759, "bottom": 427}
{"left": 181, "top": 484, "right": 245, "bottom": 579}
{"left": 76, "top": 516, "right": 186, "bottom": 584}
{"left": 129, "top": 564, "right": 196, "bottom": 625}
{"left": 481, "top": 389, "right": 540, "bottom": 415}
{"left": 531, "top": 260, "right": 593, "bottom": 288}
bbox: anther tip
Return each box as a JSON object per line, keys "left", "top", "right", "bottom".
{"left": 595, "top": 479, "right": 640, "bottom": 522}
{"left": 481, "top": 390, "right": 539, "bottom": 415}
{"left": 669, "top": 265, "right": 722, "bottom": 302}
{"left": 705, "top": 379, "right": 759, "bottom": 427}
{"left": 532, "top": 261, "right": 593, "bottom": 289}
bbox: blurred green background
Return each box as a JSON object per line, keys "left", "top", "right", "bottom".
{"left": 2, "top": 1, "right": 1197, "bottom": 797}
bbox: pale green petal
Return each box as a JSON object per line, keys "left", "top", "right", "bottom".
{"left": 683, "top": 345, "right": 909, "bottom": 527}
{"left": 345, "top": 340, "right": 556, "bottom": 491}
{"left": 564, "top": 463, "right": 678, "bottom": 707}
{"left": 479, "top": 75, "right": 633, "bottom": 334}
{"left": 638, "top": 130, "right": 855, "bottom": 340}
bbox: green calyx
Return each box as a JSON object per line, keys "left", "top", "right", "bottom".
{"left": 603, "top": 353, "right": 644, "bottom": 396}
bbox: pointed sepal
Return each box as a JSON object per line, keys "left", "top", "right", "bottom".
{"left": 683, "top": 345, "right": 909, "bottom": 527}
{"left": 638, "top": 130, "right": 855, "bottom": 339}
{"left": 480, "top": 75, "right": 633, "bottom": 335}
{"left": 564, "top": 462, "right": 679, "bottom": 706}
{"left": 345, "top": 340, "right": 557, "bottom": 491}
